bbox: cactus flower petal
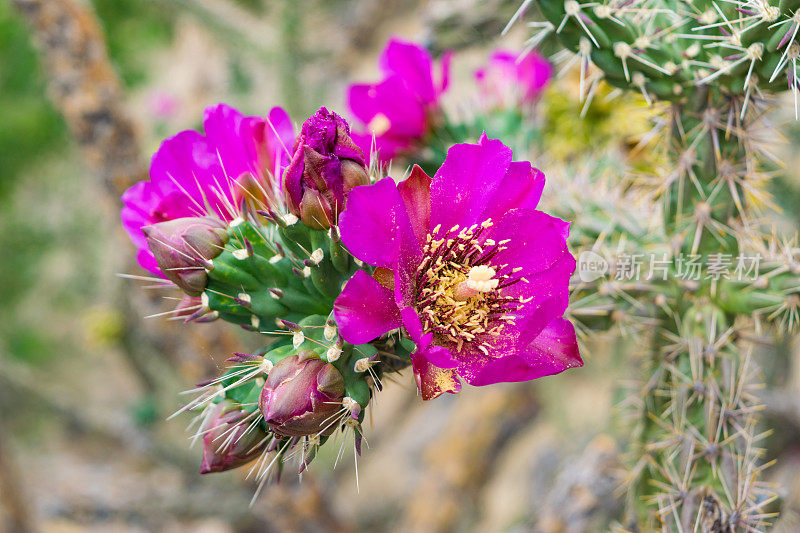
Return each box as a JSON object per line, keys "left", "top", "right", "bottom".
{"left": 462, "top": 317, "right": 581, "bottom": 387}
{"left": 379, "top": 38, "right": 438, "bottom": 105}
{"left": 475, "top": 50, "right": 552, "bottom": 107}
{"left": 397, "top": 165, "right": 432, "bottom": 243}
{"left": 337, "top": 177, "right": 420, "bottom": 269}
{"left": 334, "top": 270, "right": 403, "bottom": 345}
{"left": 429, "top": 134, "right": 513, "bottom": 231}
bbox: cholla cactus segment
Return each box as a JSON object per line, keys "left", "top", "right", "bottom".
{"left": 123, "top": 102, "right": 433, "bottom": 490}
{"left": 628, "top": 303, "right": 778, "bottom": 531}
{"left": 714, "top": 234, "right": 800, "bottom": 328}
{"left": 537, "top": 1, "right": 800, "bottom": 113}
{"left": 187, "top": 216, "right": 361, "bottom": 331}
{"left": 515, "top": 0, "right": 800, "bottom": 529}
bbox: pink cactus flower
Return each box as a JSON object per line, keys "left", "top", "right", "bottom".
{"left": 120, "top": 104, "right": 294, "bottom": 274}
{"left": 333, "top": 134, "right": 582, "bottom": 400}
{"left": 347, "top": 38, "right": 451, "bottom": 164}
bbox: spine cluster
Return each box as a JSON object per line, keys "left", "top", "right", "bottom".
{"left": 177, "top": 211, "right": 412, "bottom": 485}
{"left": 536, "top": 1, "right": 800, "bottom": 529}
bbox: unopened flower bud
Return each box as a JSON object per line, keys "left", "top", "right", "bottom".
{"left": 299, "top": 188, "right": 332, "bottom": 231}
{"left": 143, "top": 216, "right": 229, "bottom": 296}
{"left": 259, "top": 350, "right": 346, "bottom": 437}
{"left": 282, "top": 107, "right": 368, "bottom": 229}
{"left": 200, "top": 400, "right": 267, "bottom": 474}
{"left": 340, "top": 159, "right": 370, "bottom": 192}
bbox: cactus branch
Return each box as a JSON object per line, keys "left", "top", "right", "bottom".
{"left": 520, "top": 0, "right": 800, "bottom": 528}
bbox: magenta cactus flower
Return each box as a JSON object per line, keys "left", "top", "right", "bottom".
{"left": 283, "top": 107, "right": 370, "bottom": 229}
{"left": 475, "top": 50, "right": 552, "bottom": 107}
{"left": 333, "top": 134, "right": 582, "bottom": 400}
{"left": 347, "top": 38, "right": 451, "bottom": 163}
{"left": 259, "top": 350, "right": 346, "bottom": 437}
{"left": 121, "top": 104, "right": 294, "bottom": 274}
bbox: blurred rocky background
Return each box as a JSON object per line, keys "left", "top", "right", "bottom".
{"left": 1, "top": 0, "right": 800, "bottom": 531}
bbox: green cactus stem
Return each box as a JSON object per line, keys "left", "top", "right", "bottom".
{"left": 197, "top": 216, "right": 361, "bottom": 331}
{"left": 521, "top": 1, "right": 800, "bottom": 529}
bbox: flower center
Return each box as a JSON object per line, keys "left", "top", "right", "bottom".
{"left": 414, "top": 219, "right": 527, "bottom": 354}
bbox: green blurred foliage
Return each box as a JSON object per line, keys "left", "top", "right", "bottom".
{"left": 90, "top": 0, "right": 175, "bottom": 86}
{"left": 0, "top": 2, "right": 67, "bottom": 199}
{"left": 229, "top": 55, "right": 255, "bottom": 95}
{"left": 5, "top": 324, "right": 58, "bottom": 365}
{"left": 0, "top": 1, "right": 174, "bottom": 367}
{"left": 132, "top": 394, "right": 160, "bottom": 427}
{"left": 773, "top": 120, "right": 800, "bottom": 225}
{"left": 0, "top": 0, "right": 175, "bottom": 199}
{"left": 232, "top": 0, "right": 266, "bottom": 13}
{"left": 0, "top": 154, "right": 109, "bottom": 367}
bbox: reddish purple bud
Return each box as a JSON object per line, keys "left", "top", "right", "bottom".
{"left": 259, "top": 350, "right": 346, "bottom": 437}
{"left": 200, "top": 400, "right": 267, "bottom": 474}
{"left": 143, "top": 216, "right": 229, "bottom": 296}
{"left": 340, "top": 158, "right": 370, "bottom": 193}
{"left": 283, "top": 108, "right": 369, "bottom": 229}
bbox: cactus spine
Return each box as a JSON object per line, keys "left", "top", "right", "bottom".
{"left": 532, "top": 1, "right": 800, "bottom": 529}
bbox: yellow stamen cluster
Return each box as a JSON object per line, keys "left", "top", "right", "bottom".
{"left": 415, "top": 219, "right": 521, "bottom": 355}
